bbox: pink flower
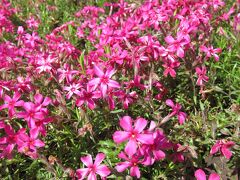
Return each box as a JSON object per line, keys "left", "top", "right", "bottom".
{"left": 17, "top": 102, "right": 46, "bottom": 127}
{"left": 125, "top": 75, "right": 146, "bottom": 90}
{"left": 76, "top": 153, "right": 111, "bottom": 180}
{"left": 88, "top": 65, "right": 120, "bottom": 97}
{"left": 141, "top": 129, "right": 166, "bottom": 165}
{"left": 57, "top": 64, "right": 79, "bottom": 83}
{"left": 76, "top": 88, "right": 101, "bottom": 110}
{"left": 210, "top": 140, "right": 235, "bottom": 159}
{"left": 162, "top": 61, "right": 180, "bottom": 78}
{"left": 63, "top": 83, "right": 81, "bottom": 99}
{"left": 36, "top": 54, "right": 57, "bottom": 74}
{"left": 171, "top": 143, "right": 185, "bottom": 163}
{"left": 113, "top": 116, "right": 154, "bottom": 157}
{"left": 18, "top": 128, "right": 45, "bottom": 159}
{"left": 165, "top": 34, "right": 190, "bottom": 58}
{"left": 115, "top": 151, "right": 142, "bottom": 178}
{"left": 26, "top": 16, "right": 39, "bottom": 29}
{"left": 0, "top": 91, "right": 24, "bottom": 117}
{"left": 195, "top": 67, "right": 209, "bottom": 86}
{"left": 195, "top": 169, "right": 220, "bottom": 180}
{"left": 200, "top": 45, "right": 222, "bottom": 61}
{"left": 166, "top": 99, "right": 187, "bottom": 124}
{"left": 137, "top": 35, "right": 161, "bottom": 60}
{"left": 34, "top": 93, "right": 51, "bottom": 109}
{"left": 0, "top": 125, "right": 25, "bottom": 159}
{"left": 118, "top": 91, "right": 138, "bottom": 109}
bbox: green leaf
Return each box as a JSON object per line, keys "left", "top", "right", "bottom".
{"left": 79, "top": 50, "right": 85, "bottom": 73}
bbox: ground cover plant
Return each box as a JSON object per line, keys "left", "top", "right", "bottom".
{"left": 0, "top": 0, "right": 240, "bottom": 179}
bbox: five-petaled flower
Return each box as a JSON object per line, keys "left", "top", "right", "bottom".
{"left": 113, "top": 116, "right": 154, "bottom": 157}
{"left": 0, "top": 91, "right": 24, "bottom": 117}
{"left": 76, "top": 153, "right": 111, "bottom": 180}
{"left": 88, "top": 65, "right": 120, "bottom": 97}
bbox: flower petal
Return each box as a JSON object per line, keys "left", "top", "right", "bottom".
{"left": 93, "top": 65, "right": 104, "bottom": 77}
{"left": 113, "top": 131, "right": 130, "bottom": 143}
{"left": 108, "top": 80, "right": 120, "bottom": 88}
{"left": 120, "top": 116, "right": 133, "bottom": 131}
{"left": 134, "top": 117, "right": 147, "bottom": 133}
{"left": 194, "top": 169, "right": 206, "bottom": 180}
{"left": 221, "top": 147, "right": 232, "bottom": 159}
{"left": 115, "top": 162, "right": 130, "bottom": 172}
{"left": 130, "top": 166, "right": 141, "bottom": 178}
{"left": 166, "top": 99, "right": 175, "bottom": 108}
{"left": 94, "top": 153, "right": 105, "bottom": 166}
{"left": 136, "top": 134, "right": 154, "bottom": 144}
{"left": 96, "top": 165, "right": 111, "bottom": 177}
{"left": 210, "top": 143, "right": 221, "bottom": 155}
{"left": 33, "top": 139, "right": 45, "bottom": 147}
{"left": 209, "top": 173, "right": 220, "bottom": 180}
{"left": 125, "top": 139, "right": 137, "bottom": 157}
{"left": 87, "top": 171, "right": 97, "bottom": 180}
{"left": 81, "top": 155, "right": 93, "bottom": 167}
{"left": 76, "top": 168, "right": 89, "bottom": 180}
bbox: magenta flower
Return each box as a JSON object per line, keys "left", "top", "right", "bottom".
{"left": 88, "top": 65, "right": 120, "bottom": 97}
{"left": 195, "top": 67, "right": 209, "bottom": 86}
{"left": 17, "top": 102, "right": 45, "bottom": 128}
{"left": 36, "top": 54, "right": 57, "bottom": 74}
{"left": 0, "top": 91, "right": 24, "bottom": 117}
{"left": 18, "top": 128, "right": 45, "bottom": 159}
{"left": 171, "top": 143, "right": 185, "bottom": 163}
{"left": 115, "top": 151, "right": 142, "bottom": 178}
{"left": 195, "top": 169, "right": 220, "bottom": 180}
{"left": 141, "top": 129, "right": 166, "bottom": 165}
{"left": 57, "top": 63, "right": 79, "bottom": 83}
{"left": 76, "top": 88, "right": 101, "bottom": 110}
{"left": 0, "top": 125, "right": 16, "bottom": 159}
{"left": 118, "top": 91, "right": 138, "bottom": 109}
{"left": 0, "top": 125, "right": 25, "bottom": 159}
{"left": 210, "top": 140, "right": 235, "bottom": 159}
{"left": 162, "top": 61, "right": 180, "bottom": 78}
{"left": 166, "top": 99, "right": 187, "bottom": 124}
{"left": 113, "top": 116, "right": 154, "bottom": 156}
{"left": 200, "top": 45, "right": 222, "bottom": 61}
{"left": 165, "top": 34, "right": 190, "bottom": 58}
{"left": 76, "top": 153, "right": 111, "bottom": 180}
{"left": 125, "top": 75, "right": 146, "bottom": 90}
{"left": 138, "top": 35, "right": 161, "bottom": 60}
{"left": 26, "top": 16, "right": 39, "bottom": 29}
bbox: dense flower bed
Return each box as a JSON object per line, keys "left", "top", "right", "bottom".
{"left": 0, "top": 0, "right": 239, "bottom": 179}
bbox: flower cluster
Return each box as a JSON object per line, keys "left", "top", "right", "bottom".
{"left": 0, "top": 0, "right": 238, "bottom": 179}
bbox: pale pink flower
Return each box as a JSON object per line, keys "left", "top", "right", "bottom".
{"left": 63, "top": 83, "right": 81, "bottom": 99}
